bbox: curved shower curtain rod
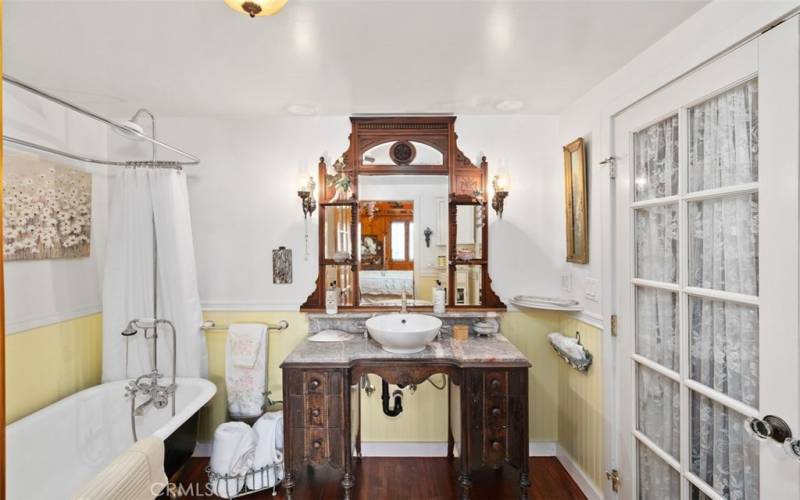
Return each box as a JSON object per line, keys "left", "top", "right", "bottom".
{"left": 1, "top": 74, "right": 200, "bottom": 168}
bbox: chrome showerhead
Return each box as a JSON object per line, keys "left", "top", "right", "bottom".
{"left": 112, "top": 108, "right": 155, "bottom": 141}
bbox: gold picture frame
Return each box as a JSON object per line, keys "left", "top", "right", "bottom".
{"left": 564, "top": 137, "right": 588, "bottom": 264}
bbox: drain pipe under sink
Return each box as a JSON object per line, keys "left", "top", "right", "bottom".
{"left": 381, "top": 379, "right": 404, "bottom": 417}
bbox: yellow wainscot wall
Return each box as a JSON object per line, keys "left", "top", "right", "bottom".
{"left": 5, "top": 314, "right": 103, "bottom": 423}
{"left": 557, "top": 314, "right": 605, "bottom": 492}
{"left": 3, "top": 307, "right": 604, "bottom": 495}
{"left": 200, "top": 309, "right": 566, "bottom": 447}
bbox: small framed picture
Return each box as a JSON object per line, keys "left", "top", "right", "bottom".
{"left": 563, "top": 137, "right": 588, "bottom": 264}
{"left": 456, "top": 287, "right": 466, "bottom": 305}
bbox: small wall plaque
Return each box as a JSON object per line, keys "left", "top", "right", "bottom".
{"left": 273, "top": 247, "right": 292, "bottom": 284}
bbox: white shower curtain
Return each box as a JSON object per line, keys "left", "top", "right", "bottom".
{"left": 102, "top": 167, "right": 206, "bottom": 382}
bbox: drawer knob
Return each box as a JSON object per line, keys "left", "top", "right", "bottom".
{"left": 311, "top": 408, "right": 321, "bottom": 417}
{"left": 309, "top": 379, "right": 321, "bottom": 390}
{"left": 491, "top": 379, "right": 501, "bottom": 389}
{"left": 491, "top": 407, "right": 502, "bottom": 417}
{"left": 492, "top": 440, "right": 502, "bottom": 450}
{"left": 312, "top": 439, "right": 322, "bottom": 449}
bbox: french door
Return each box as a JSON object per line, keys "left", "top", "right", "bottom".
{"left": 614, "top": 17, "right": 800, "bottom": 500}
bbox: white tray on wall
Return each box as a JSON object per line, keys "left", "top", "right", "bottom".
{"left": 510, "top": 295, "right": 583, "bottom": 312}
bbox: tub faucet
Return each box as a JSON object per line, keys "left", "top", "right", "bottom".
{"left": 127, "top": 370, "right": 176, "bottom": 416}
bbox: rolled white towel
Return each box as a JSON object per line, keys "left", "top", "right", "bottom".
{"left": 210, "top": 422, "right": 258, "bottom": 498}
{"left": 246, "top": 411, "right": 285, "bottom": 490}
{"left": 547, "top": 332, "right": 586, "bottom": 361}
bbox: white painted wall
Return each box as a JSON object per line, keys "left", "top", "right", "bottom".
{"left": 154, "top": 115, "right": 563, "bottom": 310}
{"left": 555, "top": 2, "right": 800, "bottom": 498}
{"left": 3, "top": 84, "right": 110, "bottom": 333}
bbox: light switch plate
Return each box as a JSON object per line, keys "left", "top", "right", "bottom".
{"left": 560, "top": 272, "right": 573, "bottom": 293}
{"left": 584, "top": 277, "right": 600, "bottom": 302}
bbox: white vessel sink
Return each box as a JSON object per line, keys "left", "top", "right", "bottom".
{"left": 366, "top": 313, "right": 442, "bottom": 354}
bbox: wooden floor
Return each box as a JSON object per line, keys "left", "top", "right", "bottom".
{"left": 173, "top": 457, "right": 587, "bottom": 500}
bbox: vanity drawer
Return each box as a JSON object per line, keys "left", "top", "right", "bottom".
{"left": 484, "top": 396, "right": 508, "bottom": 429}
{"left": 484, "top": 427, "right": 508, "bottom": 466}
{"left": 298, "top": 427, "right": 346, "bottom": 467}
{"left": 484, "top": 370, "right": 508, "bottom": 397}
{"left": 287, "top": 370, "right": 344, "bottom": 396}
{"left": 304, "top": 394, "right": 344, "bottom": 428}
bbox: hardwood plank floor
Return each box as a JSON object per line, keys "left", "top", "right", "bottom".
{"left": 172, "top": 457, "right": 587, "bottom": 500}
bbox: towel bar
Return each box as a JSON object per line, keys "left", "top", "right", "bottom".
{"left": 201, "top": 320, "right": 289, "bottom": 332}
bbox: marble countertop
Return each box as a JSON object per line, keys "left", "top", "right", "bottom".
{"left": 282, "top": 332, "right": 530, "bottom": 367}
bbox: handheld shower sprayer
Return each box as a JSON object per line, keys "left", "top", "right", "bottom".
{"left": 121, "top": 320, "right": 139, "bottom": 336}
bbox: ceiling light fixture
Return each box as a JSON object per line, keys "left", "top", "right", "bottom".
{"left": 224, "top": 0, "right": 288, "bottom": 18}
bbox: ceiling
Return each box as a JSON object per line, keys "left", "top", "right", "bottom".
{"left": 4, "top": 0, "right": 707, "bottom": 117}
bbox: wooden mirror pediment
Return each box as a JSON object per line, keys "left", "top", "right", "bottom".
{"left": 301, "top": 116, "right": 505, "bottom": 312}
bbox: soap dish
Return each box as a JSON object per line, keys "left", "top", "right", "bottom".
{"left": 309, "top": 330, "right": 351, "bottom": 342}
{"left": 473, "top": 319, "right": 499, "bottom": 336}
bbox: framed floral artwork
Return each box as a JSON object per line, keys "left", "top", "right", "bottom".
{"left": 3, "top": 152, "right": 92, "bottom": 260}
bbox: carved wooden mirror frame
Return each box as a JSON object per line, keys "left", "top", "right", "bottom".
{"left": 301, "top": 116, "right": 505, "bottom": 311}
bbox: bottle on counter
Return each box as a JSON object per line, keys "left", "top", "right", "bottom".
{"left": 326, "top": 280, "right": 339, "bottom": 315}
{"left": 433, "top": 280, "right": 446, "bottom": 314}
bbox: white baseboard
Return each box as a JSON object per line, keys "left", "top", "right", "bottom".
{"left": 529, "top": 441, "right": 557, "bottom": 456}
{"left": 556, "top": 444, "right": 604, "bottom": 500}
{"left": 360, "top": 441, "right": 448, "bottom": 457}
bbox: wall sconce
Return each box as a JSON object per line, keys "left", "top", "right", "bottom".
{"left": 298, "top": 176, "right": 317, "bottom": 219}
{"left": 491, "top": 175, "right": 510, "bottom": 218}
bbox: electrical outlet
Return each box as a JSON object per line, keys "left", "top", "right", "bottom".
{"left": 584, "top": 277, "right": 600, "bottom": 302}
{"left": 560, "top": 272, "right": 573, "bottom": 293}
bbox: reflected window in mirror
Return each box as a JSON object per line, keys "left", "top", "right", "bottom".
{"left": 455, "top": 205, "right": 484, "bottom": 262}
{"left": 324, "top": 206, "right": 354, "bottom": 263}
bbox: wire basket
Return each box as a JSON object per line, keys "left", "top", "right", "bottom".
{"left": 206, "top": 461, "right": 284, "bottom": 498}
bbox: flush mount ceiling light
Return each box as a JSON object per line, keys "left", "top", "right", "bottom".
{"left": 224, "top": 0, "right": 288, "bottom": 18}
{"left": 495, "top": 99, "right": 525, "bottom": 112}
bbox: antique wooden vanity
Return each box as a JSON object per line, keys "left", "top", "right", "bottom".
{"left": 285, "top": 116, "right": 531, "bottom": 498}
{"left": 281, "top": 318, "right": 531, "bottom": 499}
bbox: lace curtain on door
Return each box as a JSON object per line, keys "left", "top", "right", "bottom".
{"left": 634, "top": 115, "right": 682, "bottom": 500}
{"left": 688, "top": 80, "right": 759, "bottom": 500}
{"left": 634, "top": 79, "right": 759, "bottom": 500}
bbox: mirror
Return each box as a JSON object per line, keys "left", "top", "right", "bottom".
{"left": 324, "top": 206, "right": 353, "bottom": 262}
{"left": 301, "top": 116, "right": 505, "bottom": 312}
{"left": 361, "top": 140, "right": 444, "bottom": 166}
{"left": 325, "top": 265, "right": 355, "bottom": 306}
{"left": 357, "top": 175, "right": 448, "bottom": 307}
{"left": 454, "top": 265, "right": 482, "bottom": 306}
{"left": 455, "top": 205, "right": 484, "bottom": 262}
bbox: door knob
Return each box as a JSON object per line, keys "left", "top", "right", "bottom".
{"left": 745, "top": 415, "right": 793, "bottom": 444}
{"left": 784, "top": 438, "right": 800, "bottom": 462}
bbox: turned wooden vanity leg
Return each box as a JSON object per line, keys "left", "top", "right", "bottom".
{"left": 519, "top": 367, "right": 531, "bottom": 499}
{"left": 283, "top": 470, "right": 295, "bottom": 500}
{"left": 519, "top": 470, "right": 531, "bottom": 499}
{"left": 342, "top": 472, "right": 355, "bottom": 500}
{"left": 458, "top": 472, "right": 472, "bottom": 500}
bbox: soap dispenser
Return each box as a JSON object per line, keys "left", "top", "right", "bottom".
{"left": 326, "top": 280, "right": 339, "bottom": 315}
{"left": 433, "top": 280, "right": 446, "bottom": 314}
